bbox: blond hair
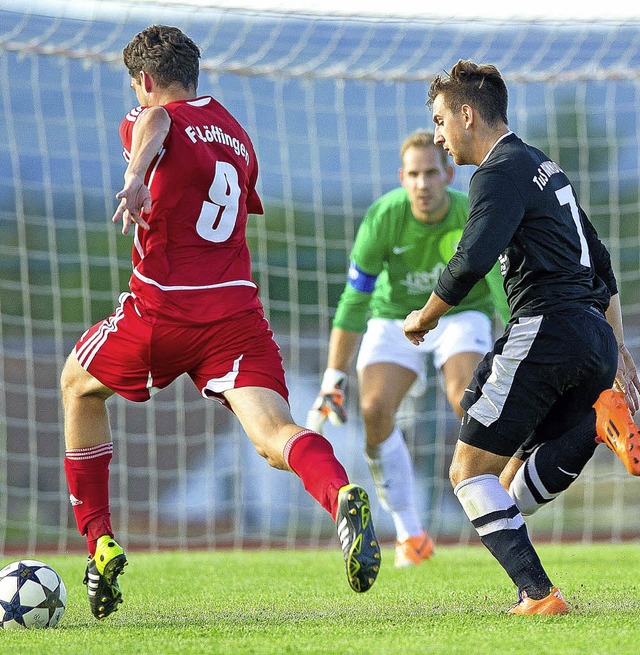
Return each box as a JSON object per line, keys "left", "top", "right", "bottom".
{"left": 400, "top": 129, "right": 449, "bottom": 167}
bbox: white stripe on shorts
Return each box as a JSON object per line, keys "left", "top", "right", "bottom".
{"left": 201, "top": 354, "right": 243, "bottom": 396}
{"left": 467, "top": 315, "right": 543, "bottom": 427}
{"left": 75, "top": 293, "right": 130, "bottom": 370}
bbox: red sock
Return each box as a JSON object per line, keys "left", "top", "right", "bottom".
{"left": 64, "top": 443, "right": 114, "bottom": 556}
{"left": 284, "top": 430, "right": 349, "bottom": 520}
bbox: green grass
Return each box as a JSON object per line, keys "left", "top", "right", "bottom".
{"left": 1, "top": 544, "right": 639, "bottom": 654}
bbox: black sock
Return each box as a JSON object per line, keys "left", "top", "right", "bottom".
{"left": 481, "top": 525, "right": 553, "bottom": 599}
{"left": 510, "top": 410, "right": 599, "bottom": 515}
{"left": 531, "top": 410, "right": 598, "bottom": 494}
{"left": 455, "top": 474, "right": 553, "bottom": 600}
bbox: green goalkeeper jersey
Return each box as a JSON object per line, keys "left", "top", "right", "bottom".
{"left": 333, "top": 187, "right": 509, "bottom": 333}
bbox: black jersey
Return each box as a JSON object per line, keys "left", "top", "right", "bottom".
{"left": 435, "top": 132, "right": 616, "bottom": 319}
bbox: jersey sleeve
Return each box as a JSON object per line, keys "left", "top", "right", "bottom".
{"left": 349, "top": 202, "right": 389, "bottom": 276}
{"left": 331, "top": 203, "right": 389, "bottom": 332}
{"left": 119, "top": 106, "right": 146, "bottom": 160}
{"left": 332, "top": 283, "right": 372, "bottom": 332}
{"left": 246, "top": 151, "right": 264, "bottom": 215}
{"left": 119, "top": 117, "right": 133, "bottom": 160}
{"left": 436, "top": 168, "right": 523, "bottom": 307}
{"left": 484, "top": 260, "right": 510, "bottom": 325}
{"left": 580, "top": 207, "right": 618, "bottom": 295}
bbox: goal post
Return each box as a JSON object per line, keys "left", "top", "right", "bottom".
{"left": 1, "top": 1, "right": 639, "bottom": 553}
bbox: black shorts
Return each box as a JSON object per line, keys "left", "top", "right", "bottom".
{"left": 459, "top": 306, "right": 617, "bottom": 457}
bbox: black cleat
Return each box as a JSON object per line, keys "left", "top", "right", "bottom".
{"left": 336, "top": 484, "right": 381, "bottom": 592}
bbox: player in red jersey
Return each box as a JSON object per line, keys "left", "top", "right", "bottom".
{"left": 60, "top": 25, "right": 381, "bottom": 620}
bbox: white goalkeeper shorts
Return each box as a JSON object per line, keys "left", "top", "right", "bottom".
{"left": 355, "top": 311, "right": 493, "bottom": 396}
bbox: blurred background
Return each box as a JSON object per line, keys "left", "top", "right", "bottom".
{"left": 1, "top": 0, "right": 639, "bottom": 554}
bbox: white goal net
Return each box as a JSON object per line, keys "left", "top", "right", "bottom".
{"left": 1, "top": 0, "right": 640, "bottom": 554}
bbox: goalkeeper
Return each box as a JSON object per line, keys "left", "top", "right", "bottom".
{"left": 308, "top": 130, "right": 509, "bottom": 567}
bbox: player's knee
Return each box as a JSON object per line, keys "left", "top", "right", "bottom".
{"left": 60, "top": 357, "right": 87, "bottom": 402}
{"left": 60, "top": 355, "right": 110, "bottom": 404}
{"left": 360, "top": 394, "right": 394, "bottom": 427}
{"left": 448, "top": 459, "right": 463, "bottom": 488}
{"left": 448, "top": 448, "right": 476, "bottom": 487}
{"left": 445, "top": 381, "right": 466, "bottom": 418}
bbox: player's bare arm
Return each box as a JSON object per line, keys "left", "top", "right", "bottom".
{"left": 327, "top": 327, "right": 361, "bottom": 373}
{"left": 403, "top": 291, "right": 453, "bottom": 345}
{"left": 605, "top": 292, "right": 640, "bottom": 413}
{"left": 112, "top": 106, "right": 171, "bottom": 234}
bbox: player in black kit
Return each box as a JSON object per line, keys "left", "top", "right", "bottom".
{"left": 404, "top": 60, "right": 640, "bottom": 615}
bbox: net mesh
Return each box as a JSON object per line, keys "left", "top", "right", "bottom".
{"left": 1, "top": 2, "right": 640, "bottom": 552}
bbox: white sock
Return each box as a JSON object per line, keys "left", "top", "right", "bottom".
{"left": 454, "top": 474, "right": 525, "bottom": 536}
{"left": 509, "top": 449, "right": 560, "bottom": 516}
{"left": 365, "top": 427, "right": 423, "bottom": 542}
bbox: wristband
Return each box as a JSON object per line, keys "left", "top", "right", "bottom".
{"left": 320, "top": 368, "right": 347, "bottom": 392}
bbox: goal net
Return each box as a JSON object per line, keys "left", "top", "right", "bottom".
{"left": 1, "top": 0, "right": 640, "bottom": 553}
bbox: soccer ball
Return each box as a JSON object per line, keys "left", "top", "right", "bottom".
{"left": 0, "top": 560, "right": 66, "bottom": 629}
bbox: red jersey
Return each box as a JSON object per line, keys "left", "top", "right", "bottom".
{"left": 119, "top": 96, "right": 264, "bottom": 323}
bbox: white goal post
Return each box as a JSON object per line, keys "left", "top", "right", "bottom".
{"left": 1, "top": 1, "right": 639, "bottom": 554}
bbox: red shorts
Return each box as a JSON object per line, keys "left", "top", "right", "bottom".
{"left": 74, "top": 293, "right": 289, "bottom": 407}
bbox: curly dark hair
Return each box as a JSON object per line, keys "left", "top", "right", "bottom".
{"left": 428, "top": 60, "right": 508, "bottom": 127}
{"left": 123, "top": 25, "right": 200, "bottom": 90}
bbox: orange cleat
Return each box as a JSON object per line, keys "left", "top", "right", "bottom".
{"left": 508, "top": 587, "right": 568, "bottom": 615}
{"left": 394, "top": 530, "right": 434, "bottom": 567}
{"left": 594, "top": 389, "right": 640, "bottom": 476}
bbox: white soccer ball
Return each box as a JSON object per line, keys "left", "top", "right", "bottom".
{"left": 0, "top": 560, "right": 66, "bottom": 629}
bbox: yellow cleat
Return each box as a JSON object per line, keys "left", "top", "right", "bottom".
{"left": 83, "top": 535, "right": 128, "bottom": 619}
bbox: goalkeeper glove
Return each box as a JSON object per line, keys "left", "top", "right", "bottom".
{"left": 306, "top": 368, "right": 348, "bottom": 434}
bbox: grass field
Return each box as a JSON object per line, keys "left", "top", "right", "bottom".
{"left": 0, "top": 543, "right": 638, "bottom": 655}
